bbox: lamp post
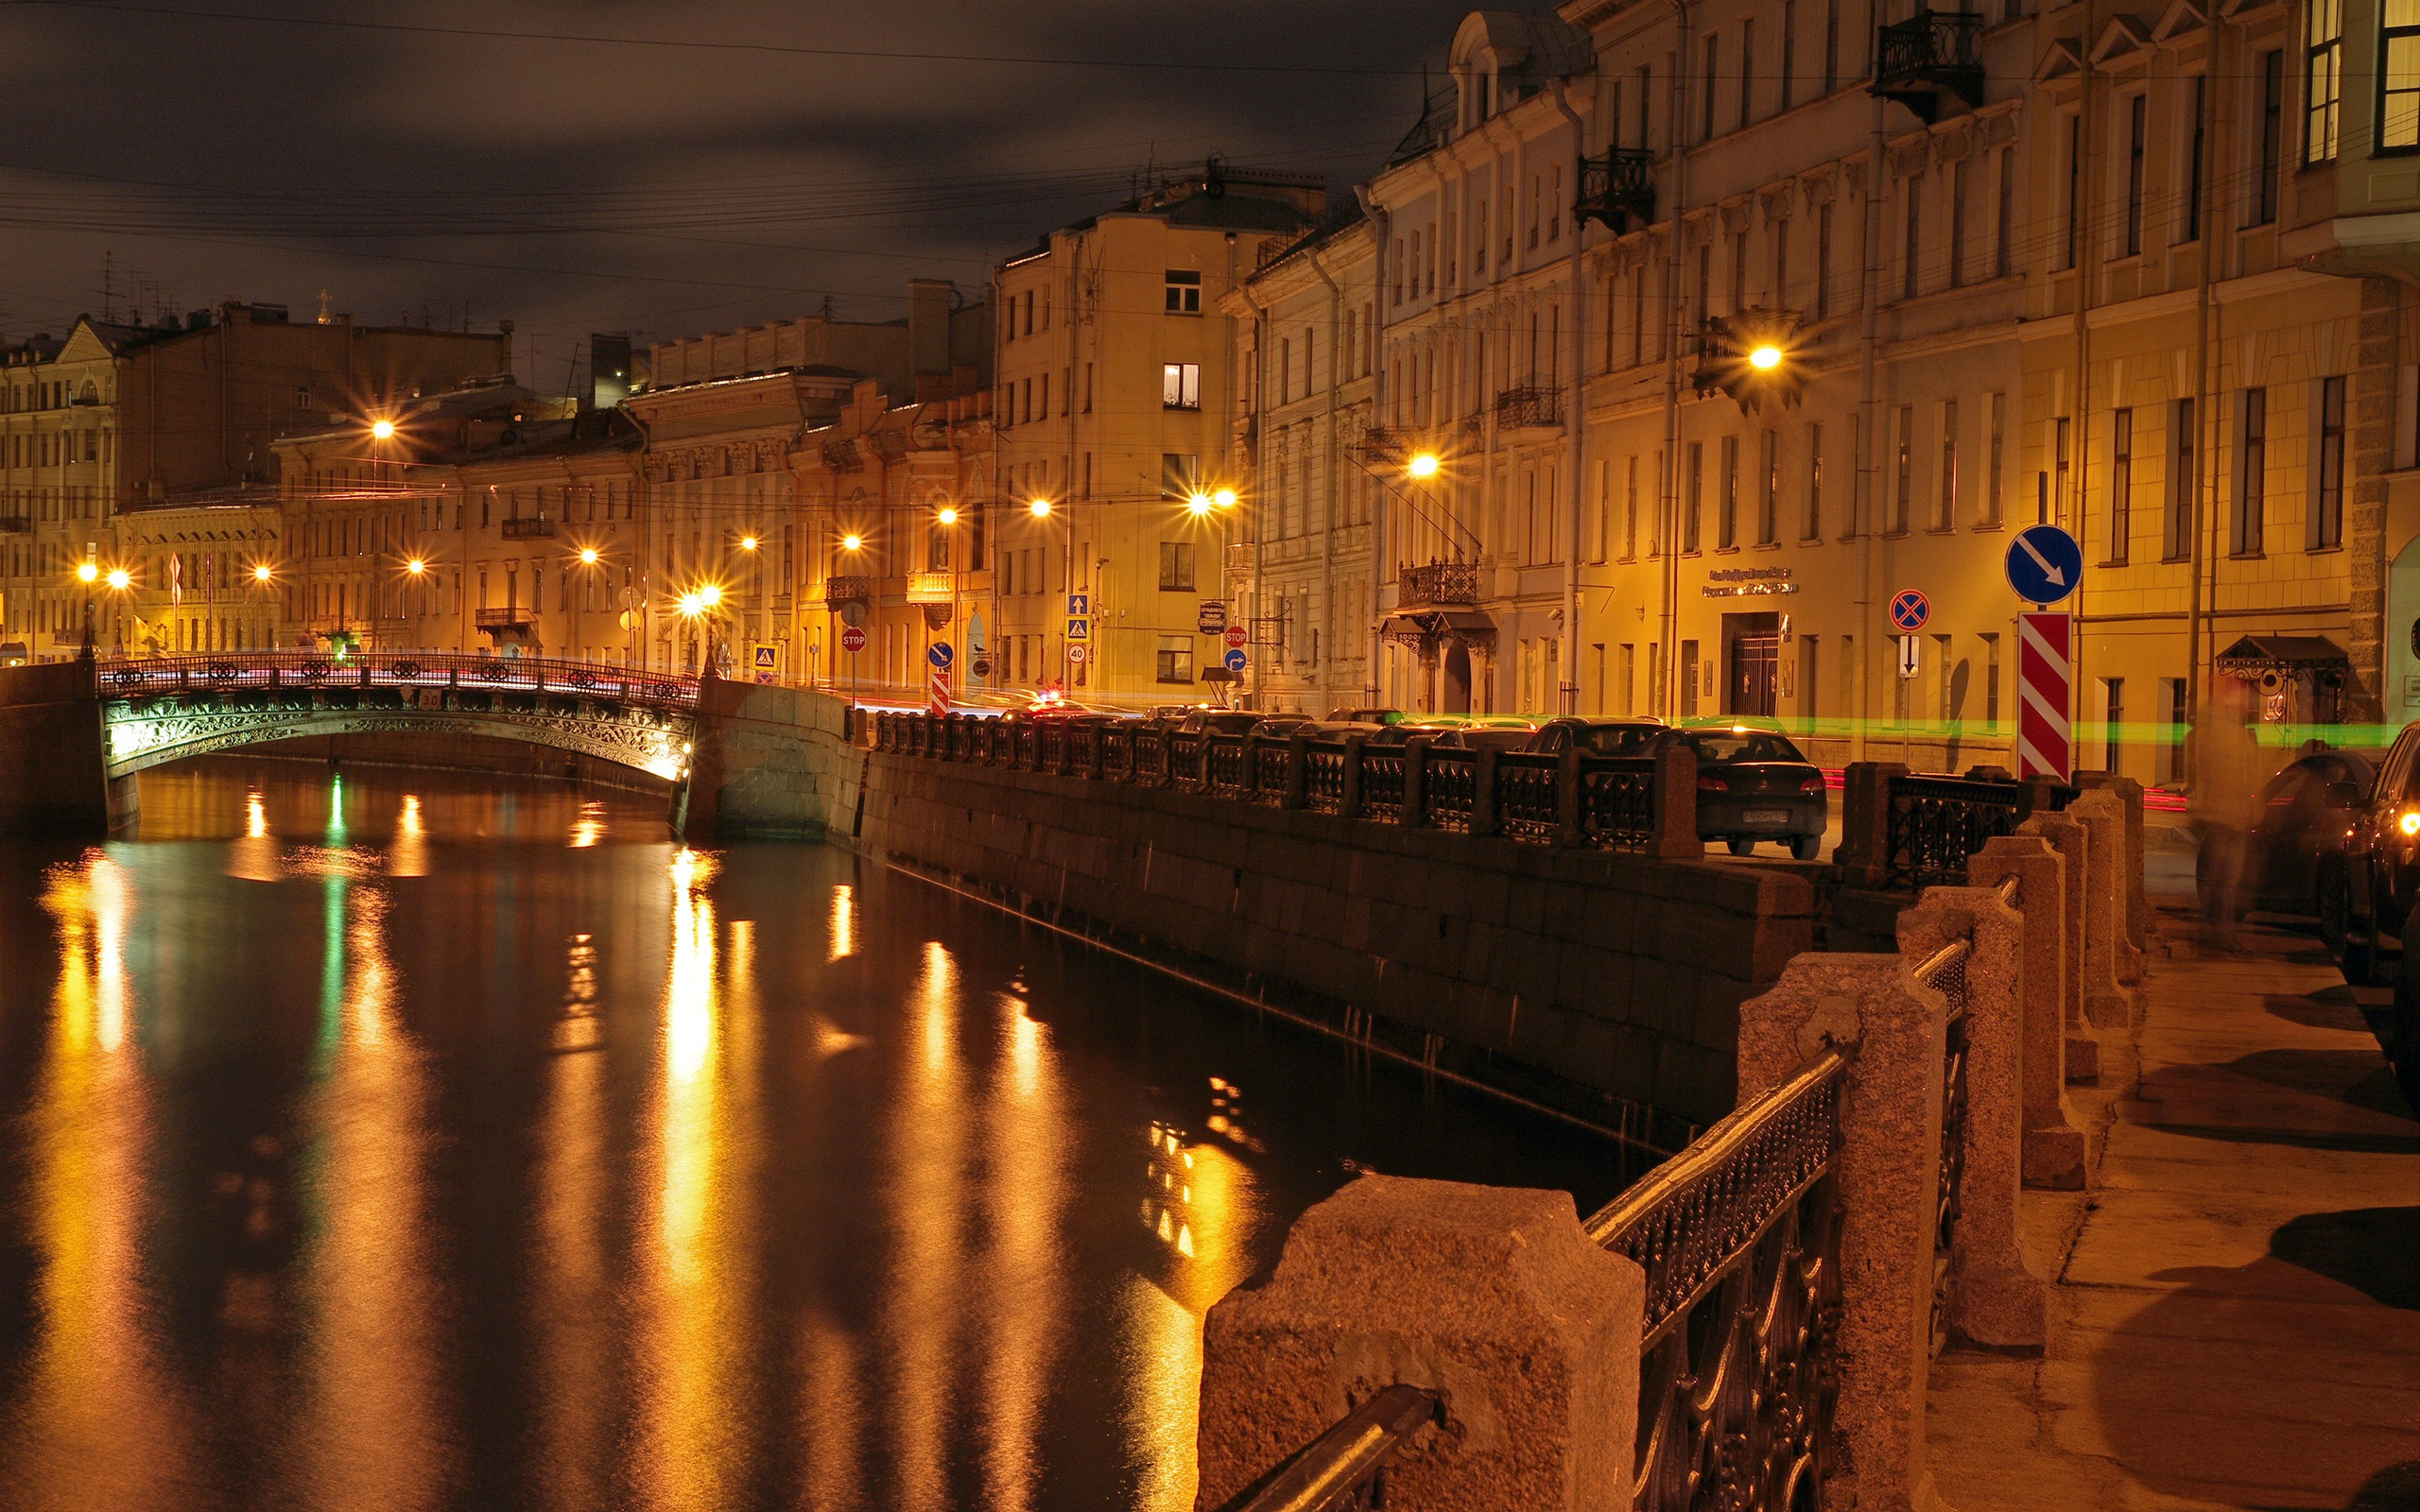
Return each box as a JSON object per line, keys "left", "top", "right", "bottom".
{"left": 76, "top": 558, "right": 98, "bottom": 661}
{"left": 838, "top": 532, "right": 865, "bottom": 705}
{"left": 104, "top": 567, "right": 131, "bottom": 656}
{"left": 573, "top": 545, "right": 600, "bottom": 663}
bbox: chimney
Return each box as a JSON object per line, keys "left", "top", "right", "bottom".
{"left": 908, "top": 279, "right": 953, "bottom": 376}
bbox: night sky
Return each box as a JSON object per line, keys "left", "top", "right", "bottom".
{"left": 0, "top": 0, "right": 1476, "bottom": 390}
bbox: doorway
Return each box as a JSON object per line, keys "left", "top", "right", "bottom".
{"left": 1723, "top": 612, "right": 1780, "bottom": 717}
{"left": 1443, "top": 643, "right": 1473, "bottom": 713}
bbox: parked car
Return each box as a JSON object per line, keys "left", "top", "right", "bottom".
{"left": 1522, "top": 716, "right": 1667, "bottom": 758}
{"left": 1398, "top": 715, "right": 1541, "bottom": 753}
{"left": 1651, "top": 724, "right": 1828, "bottom": 860}
{"left": 1323, "top": 707, "right": 1405, "bottom": 726}
{"left": 2319, "top": 722, "right": 2420, "bottom": 985}
{"left": 2243, "top": 748, "right": 2376, "bottom": 919}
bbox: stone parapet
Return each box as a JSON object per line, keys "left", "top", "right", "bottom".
{"left": 2064, "top": 791, "right": 2140, "bottom": 1022}
{"left": 2017, "top": 810, "right": 2105, "bottom": 1081}
{"left": 1966, "top": 834, "right": 2091, "bottom": 1188}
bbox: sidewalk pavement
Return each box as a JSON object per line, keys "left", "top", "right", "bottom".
{"left": 1926, "top": 912, "right": 2420, "bottom": 1511}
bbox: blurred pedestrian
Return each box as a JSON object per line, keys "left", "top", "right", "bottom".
{"left": 2189, "top": 679, "right": 2261, "bottom": 948}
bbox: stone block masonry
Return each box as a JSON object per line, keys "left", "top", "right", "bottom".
{"left": 681, "top": 678, "right": 856, "bottom": 839}
{"left": 0, "top": 660, "right": 134, "bottom": 833}
{"left": 854, "top": 748, "right": 1818, "bottom": 1132}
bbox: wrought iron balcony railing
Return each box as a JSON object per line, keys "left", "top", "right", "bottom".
{"left": 1398, "top": 559, "right": 1479, "bottom": 607}
{"left": 499, "top": 516, "right": 556, "bottom": 540}
{"left": 1575, "top": 148, "right": 1658, "bottom": 232}
{"left": 823, "top": 575, "right": 876, "bottom": 607}
{"left": 0, "top": 515, "right": 28, "bottom": 535}
{"left": 904, "top": 571, "right": 955, "bottom": 604}
{"left": 1873, "top": 9, "right": 1985, "bottom": 122}
{"left": 1494, "top": 384, "right": 1564, "bottom": 431}
{"left": 475, "top": 606, "right": 536, "bottom": 627}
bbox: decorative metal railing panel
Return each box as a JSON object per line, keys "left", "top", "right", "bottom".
{"left": 1250, "top": 739, "right": 1289, "bottom": 804}
{"left": 1884, "top": 775, "right": 2072, "bottom": 891}
{"left": 1039, "top": 725, "right": 1066, "bottom": 772}
{"left": 1495, "top": 384, "right": 1564, "bottom": 430}
{"left": 1135, "top": 732, "right": 1168, "bottom": 782}
{"left": 1071, "top": 724, "right": 1098, "bottom": 771}
{"left": 823, "top": 575, "right": 877, "bottom": 608}
{"left": 1425, "top": 748, "right": 1476, "bottom": 833}
{"left": 1495, "top": 751, "right": 1561, "bottom": 841}
{"left": 1398, "top": 559, "right": 1480, "bottom": 607}
{"left": 1305, "top": 742, "right": 1346, "bottom": 814}
{"left": 1206, "top": 734, "right": 1247, "bottom": 795}
{"left": 1102, "top": 728, "right": 1136, "bottom": 781}
{"left": 1169, "top": 731, "right": 1202, "bottom": 787}
{"left": 1585, "top": 1052, "right": 1846, "bottom": 1512}
{"left": 1361, "top": 749, "right": 1405, "bottom": 822}
{"left": 1212, "top": 1383, "right": 1443, "bottom": 1512}
{"left": 1581, "top": 760, "right": 1658, "bottom": 850}
{"left": 1876, "top": 9, "right": 1985, "bottom": 80}
{"left": 1576, "top": 147, "right": 1659, "bottom": 232}
{"left": 1912, "top": 938, "right": 1971, "bottom": 1357}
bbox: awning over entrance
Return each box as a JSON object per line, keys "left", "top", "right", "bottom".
{"left": 2212, "top": 635, "right": 2349, "bottom": 676}
{"left": 1378, "top": 609, "right": 1496, "bottom": 659}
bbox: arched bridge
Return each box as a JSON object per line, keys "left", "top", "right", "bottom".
{"left": 0, "top": 651, "right": 852, "bottom": 838}
{"left": 95, "top": 652, "right": 700, "bottom": 780}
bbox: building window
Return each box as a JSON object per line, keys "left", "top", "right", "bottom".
{"left": 2182, "top": 76, "right": 2207, "bottom": 241}
{"left": 1996, "top": 147, "right": 2014, "bottom": 278}
{"left": 2054, "top": 416, "right": 2072, "bottom": 524}
{"left": 2386, "top": 0, "right": 2420, "bottom": 150}
{"left": 2307, "top": 0, "right": 2342, "bottom": 163}
{"left": 2102, "top": 678, "right": 2124, "bottom": 773}
{"left": 1156, "top": 634, "right": 1194, "bottom": 683}
{"left": 1985, "top": 392, "right": 2005, "bottom": 526}
{"left": 1160, "top": 453, "right": 1200, "bottom": 499}
{"left": 2123, "top": 94, "right": 2147, "bottom": 257}
{"left": 1158, "top": 541, "right": 1196, "bottom": 592}
{"left": 1165, "top": 270, "right": 1202, "bottom": 314}
{"left": 1624, "top": 454, "right": 1641, "bottom": 558}
{"left": 2108, "top": 406, "right": 2132, "bottom": 564}
{"left": 1703, "top": 33, "right": 1720, "bottom": 140}
{"left": 1720, "top": 435, "right": 1739, "bottom": 548}
{"left": 1937, "top": 399, "right": 1959, "bottom": 529}
{"left": 295, "top": 387, "right": 311, "bottom": 410}
{"left": 1163, "top": 362, "right": 1201, "bottom": 410}
{"left": 1758, "top": 429, "right": 1780, "bottom": 545}
{"left": 1739, "top": 18, "right": 1755, "bottom": 129}
{"left": 2235, "top": 387, "right": 2267, "bottom": 556}
{"left": 2257, "top": 51, "right": 2284, "bottom": 224}
{"left": 1781, "top": 0, "right": 1797, "bottom": 111}
{"left": 2063, "top": 113, "right": 2083, "bottom": 269}
{"left": 1948, "top": 158, "right": 1968, "bottom": 286}
{"left": 1893, "top": 404, "right": 1914, "bottom": 532}
{"left": 1685, "top": 441, "right": 1704, "bottom": 552}
{"left": 2314, "top": 374, "right": 2346, "bottom": 549}
{"left": 1982, "top": 633, "right": 2001, "bottom": 730}
{"left": 1804, "top": 421, "right": 1824, "bottom": 539}
{"left": 1815, "top": 202, "right": 1832, "bottom": 319}
{"left": 1903, "top": 174, "right": 1923, "bottom": 300}
{"left": 2168, "top": 396, "right": 2197, "bottom": 559}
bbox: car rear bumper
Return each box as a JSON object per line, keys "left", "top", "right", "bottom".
{"left": 1696, "top": 795, "right": 1826, "bottom": 838}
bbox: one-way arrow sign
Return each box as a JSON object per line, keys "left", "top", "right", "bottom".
{"left": 2005, "top": 524, "right": 2082, "bottom": 607}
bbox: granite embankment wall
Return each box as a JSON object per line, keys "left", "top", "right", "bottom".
{"left": 0, "top": 660, "right": 131, "bottom": 832}
{"left": 851, "top": 748, "right": 1819, "bottom": 1133}
{"left": 239, "top": 730, "right": 676, "bottom": 796}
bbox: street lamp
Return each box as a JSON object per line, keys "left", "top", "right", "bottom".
{"left": 1185, "top": 491, "right": 1214, "bottom": 518}
{"left": 252, "top": 563, "right": 274, "bottom": 583}
{"left": 75, "top": 559, "right": 99, "bottom": 660}
{"left": 370, "top": 419, "right": 396, "bottom": 441}
{"left": 1028, "top": 498, "right": 1052, "bottom": 519}
{"left": 1407, "top": 451, "right": 1441, "bottom": 480}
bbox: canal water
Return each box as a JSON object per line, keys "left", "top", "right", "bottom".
{"left": 0, "top": 758, "right": 1633, "bottom": 1512}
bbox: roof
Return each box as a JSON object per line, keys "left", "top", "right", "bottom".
{"left": 2214, "top": 635, "right": 2350, "bottom": 670}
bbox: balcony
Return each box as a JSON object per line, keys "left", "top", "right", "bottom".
{"left": 824, "top": 575, "right": 875, "bottom": 608}
{"left": 1494, "top": 385, "right": 1564, "bottom": 432}
{"left": 475, "top": 606, "right": 536, "bottom": 628}
{"left": 1357, "top": 424, "right": 1408, "bottom": 468}
{"left": 1398, "top": 559, "right": 1479, "bottom": 608}
{"left": 0, "top": 515, "right": 27, "bottom": 535}
{"left": 1872, "top": 9, "right": 1985, "bottom": 123}
{"left": 904, "top": 571, "right": 956, "bottom": 604}
{"left": 1575, "top": 148, "right": 1657, "bottom": 234}
{"left": 500, "top": 516, "right": 556, "bottom": 540}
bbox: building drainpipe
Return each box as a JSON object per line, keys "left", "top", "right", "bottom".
{"left": 2069, "top": 39, "right": 2099, "bottom": 765}
{"left": 2186, "top": 9, "right": 2223, "bottom": 773}
{"left": 1244, "top": 280, "right": 1270, "bottom": 712}
{"left": 1359, "top": 186, "right": 1392, "bottom": 708}
{"left": 1309, "top": 249, "right": 1346, "bottom": 713}
{"left": 1856, "top": 91, "right": 1885, "bottom": 763}
{"left": 1659, "top": 0, "right": 1693, "bottom": 719}
{"left": 1551, "top": 77, "right": 1588, "bottom": 718}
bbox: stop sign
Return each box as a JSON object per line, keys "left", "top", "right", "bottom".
{"left": 839, "top": 626, "right": 867, "bottom": 654}
{"left": 1223, "top": 625, "right": 1247, "bottom": 649}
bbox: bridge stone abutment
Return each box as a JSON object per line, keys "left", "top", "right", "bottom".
{"left": 677, "top": 676, "right": 856, "bottom": 840}
{"left": 0, "top": 661, "right": 134, "bottom": 835}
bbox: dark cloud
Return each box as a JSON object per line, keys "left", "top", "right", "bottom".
{"left": 0, "top": 0, "right": 1472, "bottom": 388}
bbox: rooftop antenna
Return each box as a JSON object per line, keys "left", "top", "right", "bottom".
{"left": 101, "top": 250, "right": 115, "bottom": 324}
{"left": 316, "top": 288, "right": 332, "bottom": 325}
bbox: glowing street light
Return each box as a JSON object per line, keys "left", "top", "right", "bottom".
{"left": 842, "top": 533, "right": 864, "bottom": 552}
{"left": 698, "top": 584, "right": 721, "bottom": 609}
{"left": 105, "top": 568, "right": 130, "bottom": 591}
{"left": 370, "top": 419, "right": 396, "bottom": 440}
{"left": 1407, "top": 452, "right": 1441, "bottom": 480}
{"left": 936, "top": 506, "right": 959, "bottom": 526}
{"left": 252, "top": 563, "right": 274, "bottom": 583}
{"left": 405, "top": 558, "right": 427, "bottom": 576}
{"left": 1748, "top": 343, "right": 1784, "bottom": 370}
{"left": 1028, "top": 498, "right": 1052, "bottom": 518}
{"left": 739, "top": 535, "right": 758, "bottom": 551}
{"left": 1185, "top": 491, "right": 1213, "bottom": 517}
{"left": 76, "top": 560, "right": 98, "bottom": 584}
{"left": 1213, "top": 487, "right": 1237, "bottom": 508}
{"left": 579, "top": 546, "right": 599, "bottom": 565}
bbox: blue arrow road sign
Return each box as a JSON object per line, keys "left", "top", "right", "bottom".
{"left": 2005, "top": 524, "right": 2083, "bottom": 606}
{"left": 1224, "top": 648, "right": 1248, "bottom": 673}
{"left": 926, "top": 642, "right": 955, "bottom": 669}
{"left": 1889, "top": 589, "right": 1929, "bottom": 632}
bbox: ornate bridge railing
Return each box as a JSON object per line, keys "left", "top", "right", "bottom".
{"left": 870, "top": 712, "right": 1700, "bottom": 856}
{"left": 99, "top": 650, "right": 699, "bottom": 709}
{"left": 1582, "top": 1049, "right": 1845, "bottom": 1512}
{"left": 1912, "top": 936, "right": 1972, "bottom": 1357}
{"left": 1883, "top": 773, "right": 2072, "bottom": 891}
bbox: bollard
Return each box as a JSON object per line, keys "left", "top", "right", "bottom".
{"left": 2073, "top": 772, "right": 2149, "bottom": 951}
{"left": 1897, "top": 889, "right": 2050, "bottom": 1348}
{"left": 1651, "top": 742, "right": 1701, "bottom": 858}
{"left": 1283, "top": 730, "right": 1310, "bottom": 810}
{"left": 1736, "top": 953, "right": 1950, "bottom": 1512}
{"left": 1471, "top": 747, "right": 1501, "bottom": 835}
{"left": 1403, "top": 736, "right": 1431, "bottom": 828}
{"left": 1967, "top": 834, "right": 2091, "bottom": 1189}
{"left": 2063, "top": 792, "right": 2138, "bottom": 1023}
{"left": 2016, "top": 811, "right": 2105, "bottom": 1082}
{"left": 1836, "top": 761, "right": 1910, "bottom": 886}
{"left": 1194, "top": 1176, "right": 1642, "bottom": 1512}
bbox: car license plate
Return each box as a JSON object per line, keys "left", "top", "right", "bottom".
{"left": 1744, "top": 809, "right": 1789, "bottom": 824}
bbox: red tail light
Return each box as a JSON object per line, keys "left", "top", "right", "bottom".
{"left": 1698, "top": 773, "right": 1729, "bottom": 792}
{"left": 1800, "top": 776, "right": 1826, "bottom": 796}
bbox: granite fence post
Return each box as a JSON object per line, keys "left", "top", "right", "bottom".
{"left": 2074, "top": 771, "right": 2149, "bottom": 950}
{"left": 1284, "top": 730, "right": 1311, "bottom": 811}
{"left": 1554, "top": 745, "right": 1583, "bottom": 847}
{"left": 1471, "top": 747, "right": 1501, "bottom": 836}
{"left": 1651, "top": 742, "right": 1700, "bottom": 859}
{"left": 1340, "top": 735, "right": 1367, "bottom": 820}
{"left": 2065, "top": 791, "right": 2138, "bottom": 1021}
{"left": 1735, "top": 953, "right": 1949, "bottom": 1512}
{"left": 1966, "top": 834, "right": 2090, "bottom": 1189}
{"left": 1835, "top": 761, "right": 1910, "bottom": 887}
{"left": 2016, "top": 811, "right": 2102, "bottom": 1083}
{"left": 1404, "top": 736, "right": 1431, "bottom": 829}
{"left": 1193, "top": 1175, "right": 1644, "bottom": 1512}
{"left": 1896, "top": 889, "right": 2049, "bottom": 1348}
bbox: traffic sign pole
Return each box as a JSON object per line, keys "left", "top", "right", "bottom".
{"left": 2016, "top": 610, "right": 2072, "bottom": 780}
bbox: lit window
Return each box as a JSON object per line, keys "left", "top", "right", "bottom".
{"left": 1163, "top": 362, "right": 1201, "bottom": 410}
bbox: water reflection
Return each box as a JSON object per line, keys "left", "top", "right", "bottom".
{"left": 0, "top": 761, "right": 1631, "bottom": 1512}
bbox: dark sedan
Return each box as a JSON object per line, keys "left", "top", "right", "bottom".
{"left": 2247, "top": 748, "right": 2375, "bottom": 919}
{"left": 1651, "top": 725, "right": 1828, "bottom": 859}
{"left": 1523, "top": 716, "right": 1667, "bottom": 758}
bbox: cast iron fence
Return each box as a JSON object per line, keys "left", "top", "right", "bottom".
{"left": 1883, "top": 773, "right": 2073, "bottom": 890}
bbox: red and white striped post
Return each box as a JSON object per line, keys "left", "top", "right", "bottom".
{"left": 2016, "top": 610, "right": 2072, "bottom": 781}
